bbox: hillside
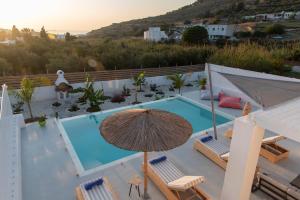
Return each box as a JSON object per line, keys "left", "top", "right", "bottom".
{"left": 88, "top": 0, "right": 300, "bottom": 38}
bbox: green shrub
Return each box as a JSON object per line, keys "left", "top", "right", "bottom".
{"left": 210, "top": 43, "right": 284, "bottom": 74}
{"left": 265, "top": 24, "right": 285, "bottom": 35}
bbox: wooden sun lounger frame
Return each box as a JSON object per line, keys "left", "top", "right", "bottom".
{"left": 225, "top": 130, "right": 289, "bottom": 163}
{"left": 193, "top": 140, "right": 228, "bottom": 170}
{"left": 260, "top": 143, "right": 289, "bottom": 163}
{"left": 142, "top": 163, "right": 211, "bottom": 200}
{"left": 75, "top": 177, "right": 119, "bottom": 200}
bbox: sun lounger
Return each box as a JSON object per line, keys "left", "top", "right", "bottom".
{"left": 143, "top": 156, "right": 210, "bottom": 200}
{"left": 76, "top": 177, "right": 119, "bottom": 200}
{"left": 224, "top": 127, "right": 288, "bottom": 163}
{"left": 260, "top": 135, "right": 289, "bottom": 163}
{"left": 193, "top": 134, "right": 230, "bottom": 170}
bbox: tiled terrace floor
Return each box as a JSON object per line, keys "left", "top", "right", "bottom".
{"left": 21, "top": 91, "right": 300, "bottom": 200}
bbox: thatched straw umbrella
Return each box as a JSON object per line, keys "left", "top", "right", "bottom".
{"left": 100, "top": 109, "right": 192, "bottom": 199}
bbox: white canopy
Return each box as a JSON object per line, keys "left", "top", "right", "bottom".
{"left": 254, "top": 97, "right": 300, "bottom": 143}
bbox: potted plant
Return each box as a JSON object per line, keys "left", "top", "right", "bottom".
{"left": 144, "top": 93, "right": 154, "bottom": 98}
{"left": 150, "top": 84, "right": 157, "bottom": 92}
{"left": 122, "top": 85, "right": 131, "bottom": 97}
{"left": 169, "top": 86, "right": 175, "bottom": 92}
{"left": 111, "top": 94, "right": 126, "bottom": 103}
{"left": 52, "top": 101, "right": 61, "bottom": 107}
{"left": 38, "top": 115, "right": 47, "bottom": 127}
{"left": 199, "top": 78, "right": 207, "bottom": 90}
{"left": 13, "top": 101, "right": 24, "bottom": 114}
{"left": 68, "top": 104, "right": 80, "bottom": 112}
{"left": 185, "top": 83, "right": 193, "bottom": 87}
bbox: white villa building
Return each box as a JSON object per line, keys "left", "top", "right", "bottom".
{"left": 196, "top": 24, "right": 236, "bottom": 40}
{"left": 1, "top": 64, "right": 300, "bottom": 200}
{"left": 144, "top": 27, "right": 168, "bottom": 42}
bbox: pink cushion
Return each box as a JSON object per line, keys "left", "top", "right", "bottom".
{"left": 219, "top": 94, "right": 242, "bottom": 109}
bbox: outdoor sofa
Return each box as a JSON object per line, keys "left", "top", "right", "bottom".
{"left": 142, "top": 155, "right": 211, "bottom": 200}
{"left": 253, "top": 171, "right": 300, "bottom": 200}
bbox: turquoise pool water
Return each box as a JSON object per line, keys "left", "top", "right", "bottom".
{"left": 61, "top": 98, "right": 230, "bottom": 170}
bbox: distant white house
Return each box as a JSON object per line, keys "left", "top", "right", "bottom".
{"left": 144, "top": 27, "right": 168, "bottom": 42}
{"left": 199, "top": 24, "right": 236, "bottom": 40}
{"left": 0, "top": 40, "right": 16, "bottom": 45}
{"left": 56, "top": 34, "right": 65, "bottom": 40}
{"left": 283, "top": 11, "right": 295, "bottom": 19}
{"left": 244, "top": 11, "right": 297, "bottom": 21}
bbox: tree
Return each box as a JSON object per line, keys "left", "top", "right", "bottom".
{"left": 16, "top": 78, "right": 35, "bottom": 119}
{"left": 65, "top": 32, "right": 76, "bottom": 41}
{"left": 167, "top": 73, "right": 185, "bottom": 94}
{"left": 182, "top": 26, "right": 208, "bottom": 44}
{"left": 265, "top": 24, "right": 285, "bottom": 35}
{"left": 65, "top": 32, "right": 71, "bottom": 41}
{"left": 21, "top": 28, "right": 33, "bottom": 40}
{"left": 236, "top": 2, "right": 245, "bottom": 12}
{"left": 0, "top": 30, "right": 7, "bottom": 41}
{"left": 0, "top": 58, "right": 12, "bottom": 76}
{"left": 40, "top": 26, "right": 48, "bottom": 39}
{"left": 11, "top": 25, "right": 20, "bottom": 39}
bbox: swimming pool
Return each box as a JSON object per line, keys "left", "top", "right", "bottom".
{"left": 58, "top": 97, "right": 231, "bottom": 175}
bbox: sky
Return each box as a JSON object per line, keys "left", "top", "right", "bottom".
{"left": 1, "top": 0, "right": 196, "bottom": 33}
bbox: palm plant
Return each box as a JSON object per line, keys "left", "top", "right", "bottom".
{"left": 83, "top": 75, "right": 104, "bottom": 112}
{"left": 132, "top": 72, "right": 145, "bottom": 103}
{"left": 16, "top": 78, "right": 34, "bottom": 119}
{"left": 133, "top": 72, "right": 145, "bottom": 92}
{"left": 167, "top": 73, "right": 185, "bottom": 94}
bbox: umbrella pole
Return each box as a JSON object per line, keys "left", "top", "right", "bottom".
{"left": 143, "top": 152, "right": 150, "bottom": 199}
{"left": 207, "top": 63, "right": 218, "bottom": 140}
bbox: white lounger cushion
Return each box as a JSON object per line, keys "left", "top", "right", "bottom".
{"left": 80, "top": 179, "right": 114, "bottom": 200}
{"left": 149, "top": 159, "right": 184, "bottom": 184}
{"left": 220, "top": 152, "right": 230, "bottom": 160}
{"left": 168, "top": 176, "right": 205, "bottom": 191}
{"left": 262, "top": 135, "right": 285, "bottom": 144}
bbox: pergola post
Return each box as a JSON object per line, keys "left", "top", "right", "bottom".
{"left": 221, "top": 116, "right": 264, "bottom": 200}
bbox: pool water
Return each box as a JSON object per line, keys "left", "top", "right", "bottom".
{"left": 61, "top": 98, "right": 230, "bottom": 170}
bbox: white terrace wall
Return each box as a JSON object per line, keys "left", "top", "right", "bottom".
{"left": 10, "top": 71, "right": 204, "bottom": 104}
{"left": 206, "top": 64, "right": 300, "bottom": 107}
{"left": 0, "top": 85, "right": 24, "bottom": 200}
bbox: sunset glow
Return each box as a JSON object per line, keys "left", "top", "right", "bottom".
{"left": 1, "top": 0, "right": 196, "bottom": 32}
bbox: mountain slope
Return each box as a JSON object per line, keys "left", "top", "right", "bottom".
{"left": 88, "top": 0, "right": 300, "bottom": 38}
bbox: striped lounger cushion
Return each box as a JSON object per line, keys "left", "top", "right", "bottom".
{"left": 149, "top": 159, "right": 185, "bottom": 184}
{"left": 80, "top": 179, "right": 114, "bottom": 200}
{"left": 199, "top": 135, "right": 229, "bottom": 156}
